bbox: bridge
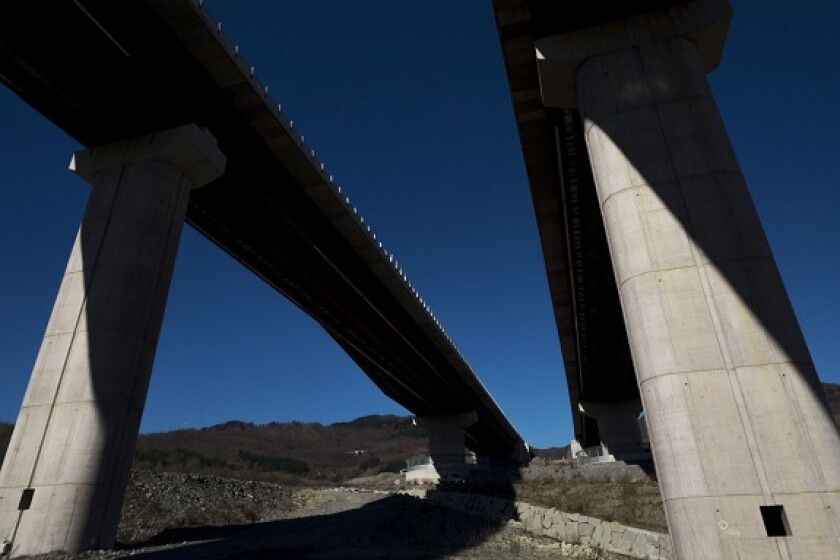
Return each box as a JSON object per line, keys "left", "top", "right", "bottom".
{"left": 492, "top": 0, "right": 840, "bottom": 558}
{"left": 0, "top": 0, "right": 525, "bottom": 555}
{"left": 4, "top": 1, "right": 840, "bottom": 558}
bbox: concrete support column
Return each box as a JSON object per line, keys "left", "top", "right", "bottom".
{"left": 415, "top": 411, "right": 477, "bottom": 477}
{"left": 0, "top": 124, "right": 225, "bottom": 556}
{"left": 581, "top": 399, "right": 646, "bottom": 461}
{"left": 537, "top": 1, "right": 840, "bottom": 558}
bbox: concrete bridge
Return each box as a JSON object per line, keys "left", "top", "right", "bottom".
{"left": 3, "top": 1, "right": 839, "bottom": 558}
{"left": 0, "top": 0, "right": 525, "bottom": 555}
{"left": 491, "top": 0, "right": 840, "bottom": 558}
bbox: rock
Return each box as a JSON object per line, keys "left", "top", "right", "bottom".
{"left": 591, "top": 520, "right": 611, "bottom": 548}
{"left": 578, "top": 521, "right": 595, "bottom": 544}
{"left": 116, "top": 470, "right": 303, "bottom": 545}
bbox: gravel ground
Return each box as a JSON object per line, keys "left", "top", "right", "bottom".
{"left": 119, "top": 471, "right": 318, "bottom": 544}
{"left": 14, "top": 472, "right": 614, "bottom": 560}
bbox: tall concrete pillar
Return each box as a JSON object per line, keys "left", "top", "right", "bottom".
{"left": 581, "top": 399, "right": 647, "bottom": 461}
{"left": 0, "top": 124, "right": 225, "bottom": 556}
{"left": 416, "top": 411, "right": 477, "bottom": 477}
{"left": 537, "top": 1, "right": 840, "bottom": 558}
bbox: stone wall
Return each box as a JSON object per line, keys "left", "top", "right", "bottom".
{"left": 402, "top": 489, "right": 673, "bottom": 560}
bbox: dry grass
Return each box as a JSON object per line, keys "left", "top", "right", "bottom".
{"left": 513, "top": 479, "right": 667, "bottom": 532}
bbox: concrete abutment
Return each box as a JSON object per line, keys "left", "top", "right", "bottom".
{"left": 537, "top": 0, "right": 840, "bottom": 557}
{"left": 0, "top": 124, "right": 225, "bottom": 556}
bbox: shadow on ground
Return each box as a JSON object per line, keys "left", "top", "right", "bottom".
{"left": 126, "top": 490, "right": 516, "bottom": 560}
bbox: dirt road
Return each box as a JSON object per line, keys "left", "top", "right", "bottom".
{"left": 19, "top": 473, "right": 611, "bottom": 559}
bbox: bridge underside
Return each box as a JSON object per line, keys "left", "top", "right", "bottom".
{"left": 0, "top": 2, "right": 526, "bottom": 555}
{"left": 0, "top": 0, "right": 520, "bottom": 457}
{"left": 493, "top": 1, "right": 840, "bottom": 558}
{"left": 491, "top": 0, "right": 696, "bottom": 446}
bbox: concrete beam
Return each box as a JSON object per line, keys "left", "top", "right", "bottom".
{"left": 537, "top": 1, "right": 840, "bottom": 557}
{"left": 534, "top": 0, "right": 732, "bottom": 109}
{"left": 535, "top": 0, "right": 731, "bottom": 109}
{"left": 0, "top": 124, "right": 225, "bottom": 556}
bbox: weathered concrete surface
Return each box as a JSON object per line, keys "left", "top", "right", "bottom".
{"left": 536, "top": 0, "right": 840, "bottom": 558}
{"left": 0, "top": 124, "right": 225, "bottom": 556}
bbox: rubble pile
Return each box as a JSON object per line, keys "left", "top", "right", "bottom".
{"left": 118, "top": 471, "right": 312, "bottom": 544}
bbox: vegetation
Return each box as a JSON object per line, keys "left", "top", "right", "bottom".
{"left": 531, "top": 445, "right": 571, "bottom": 461}
{"left": 0, "top": 414, "right": 424, "bottom": 484}
{"left": 334, "top": 414, "right": 424, "bottom": 438}
{"left": 133, "top": 414, "right": 427, "bottom": 484}
{"left": 134, "top": 447, "right": 228, "bottom": 471}
{"left": 378, "top": 459, "right": 407, "bottom": 473}
{"left": 238, "top": 450, "right": 310, "bottom": 475}
{"left": 513, "top": 479, "right": 666, "bottom": 532}
{"left": 2, "top": 383, "right": 839, "bottom": 485}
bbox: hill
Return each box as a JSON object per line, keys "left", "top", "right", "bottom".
{"left": 0, "top": 416, "right": 426, "bottom": 481}
{"left": 133, "top": 414, "right": 427, "bottom": 483}
{"left": 2, "top": 382, "right": 840, "bottom": 477}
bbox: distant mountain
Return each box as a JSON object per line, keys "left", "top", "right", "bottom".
{"left": 2, "top": 384, "right": 840, "bottom": 478}
{"left": 532, "top": 445, "right": 571, "bottom": 461}
{"left": 133, "top": 414, "right": 427, "bottom": 483}
{"left": 0, "top": 415, "right": 427, "bottom": 481}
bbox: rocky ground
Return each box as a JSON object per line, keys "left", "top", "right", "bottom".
{"left": 117, "top": 471, "right": 318, "bottom": 544}
{"left": 16, "top": 471, "right": 619, "bottom": 560}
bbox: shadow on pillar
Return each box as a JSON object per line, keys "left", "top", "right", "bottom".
{"left": 535, "top": 1, "right": 840, "bottom": 556}
{"left": 0, "top": 124, "right": 225, "bottom": 556}
{"left": 569, "top": 32, "right": 840, "bottom": 458}
{"left": 75, "top": 126, "right": 227, "bottom": 549}
{"left": 70, "top": 153, "right": 196, "bottom": 548}
{"left": 579, "top": 399, "right": 654, "bottom": 470}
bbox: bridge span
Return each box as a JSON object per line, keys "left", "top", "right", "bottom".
{"left": 0, "top": 0, "right": 523, "bottom": 555}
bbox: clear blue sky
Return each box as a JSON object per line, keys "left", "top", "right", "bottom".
{"left": 0, "top": 1, "right": 837, "bottom": 449}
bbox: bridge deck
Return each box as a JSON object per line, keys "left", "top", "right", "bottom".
{"left": 0, "top": 0, "right": 521, "bottom": 456}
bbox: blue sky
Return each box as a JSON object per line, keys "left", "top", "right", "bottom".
{"left": 0, "top": 1, "right": 838, "bottom": 449}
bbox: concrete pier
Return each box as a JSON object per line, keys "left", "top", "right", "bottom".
{"left": 0, "top": 124, "right": 225, "bottom": 556}
{"left": 537, "top": 1, "right": 840, "bottom": 558}
{"left": 416, "top": 412, "right": 478, "bottom": 477}
{"left": 581, "top": 399, "right": 646, "bottom": 461}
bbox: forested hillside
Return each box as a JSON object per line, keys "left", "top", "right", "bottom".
{"left": 2, "top": 383, "right": 840, "bottom": 480}
{"left": 133, "top": 414, "right": 427, "bottom": 483}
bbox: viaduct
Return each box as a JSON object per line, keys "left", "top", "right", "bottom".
{"left": 491, "top": 0, "right": 840, "bottom": 558}
{"left": 1, "top": 0, "right": 839, "bottom": 559}
{"left": 0, "top": 0, "right": 524, "bottom": 555}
